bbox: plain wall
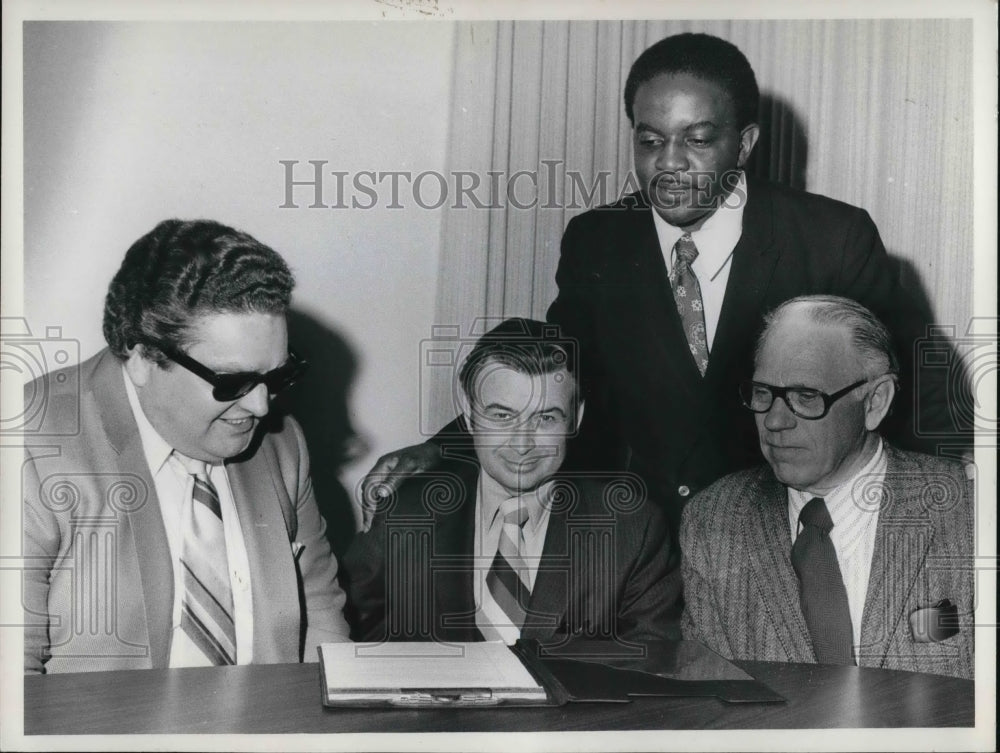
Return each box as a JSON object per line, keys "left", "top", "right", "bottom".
{"left": 23, "top": 21, "right": 456, "bottom": 537}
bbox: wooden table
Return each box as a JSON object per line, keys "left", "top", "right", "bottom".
{"left": 24, "top": 660, "right": 974, "bottom": 734}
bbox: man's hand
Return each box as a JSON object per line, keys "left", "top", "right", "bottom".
{"left": 359, "top": 442, "right": 442, "bottom": 531}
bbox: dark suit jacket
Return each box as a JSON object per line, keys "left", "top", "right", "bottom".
{"left": 22, "top": 350, "right": 351, "bottom": 674}
{"left": 343, "top": 452, "right": 680, "bottom": 644}
{"left": 680, "top": 445, "right": 974, "bottom": 679}
{"left": 546, "top": 179, "right": 954, "bottom": 533}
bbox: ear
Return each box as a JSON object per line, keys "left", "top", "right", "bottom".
{"left": 574, "top": 399, "right": 586, "bottom": 432}
{"left": 863, "top": 375, "right": 896, "bottom": 431}
{"left": 736, "top": 123, "right": 760, "bottom": 168}
{"left": 123, "top": 345, "right": 154, "bottom": 388}
{"left": 456, "top": 389, "right": 473, "bottom": 431}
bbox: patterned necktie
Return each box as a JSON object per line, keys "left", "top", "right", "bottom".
{"left": 486, "top": 498, "right": 531, "bottom": 630}
{"left": 670, "top": 233, "right": 710, "bottom": 376}
{"left": 173, "top": 452, "right": 237, "bottom": 665}
{"left": 791, "top": 497, "right": 854, "bottom": 665}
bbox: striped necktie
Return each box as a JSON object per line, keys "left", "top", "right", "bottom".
{"left": 172, "top": 452, "right": 237, "bottom": 665}
{"left": 486, "top": 498, "right": 531, "bottom": 630}
{"left": 670, "top": 233, "right": 710, "bottom": 375}
{"left": 792, "top": 497, "right": 854, "bottom": 665}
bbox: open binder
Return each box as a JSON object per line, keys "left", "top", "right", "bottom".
{"left": 319, "top": 639, "right": 785, "bottom": 708}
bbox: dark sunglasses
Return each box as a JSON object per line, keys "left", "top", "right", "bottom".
{"left": 150, "top": 342, "right": 309, "bottom": 402}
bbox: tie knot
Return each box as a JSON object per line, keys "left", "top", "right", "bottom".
{"left": 499, "top": 498, "right": 529, "bottom": 528}
{"left": 799, "top": 497, "right": 834, "bottom": 534}
{"left": 172, "top": 451, "right": 210, "bottom": 480}
{"left": 674, "top": 233, "right": 699, "bottom": 265}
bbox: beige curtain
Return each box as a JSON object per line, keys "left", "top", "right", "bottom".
{"left": 430, "top": 19, "right": 973, "bottom": 425}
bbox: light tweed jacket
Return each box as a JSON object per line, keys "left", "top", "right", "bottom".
{"left": 681, "top": 445, "right": 974, "bottom": 679}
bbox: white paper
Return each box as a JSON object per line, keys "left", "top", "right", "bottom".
{"left": 320, "top": 641, "right": 544, "bottom": 695}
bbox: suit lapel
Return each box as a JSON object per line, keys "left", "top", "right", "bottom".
{"left": 522, "top": 491, "right": 570, "bottom": 639}
{"left": 91, "top": 352, "right": 173, "bottom": 668}
{"left": 431, "top": 458, "right": 480, "bottom": 641}
{"left": 435, "top": 461, "right": 574, "bottom": 641}
{"left": 707, "top": 178, "right": 780, "bottom": 382}
{"left": 858, "top": 447, "right": 936, "bottom": 667}
{"left": 228, "top": 441, "right": 299, "bottom": 662}
{"left": 745, "top": 471, "right": 815, "bottom": 662}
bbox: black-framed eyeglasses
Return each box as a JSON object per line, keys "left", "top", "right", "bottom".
{"left": 151, "top": 343, "right": 309, "bottom": 402}
{"left": 739, "top": 378, "right": 871, "bottom": 420}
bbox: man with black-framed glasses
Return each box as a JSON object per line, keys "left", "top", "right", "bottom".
{"left": 680, "top": 295, "right": 974, "bottom": 679}
{"left": 23, "top": 219, "right": 351, "bottom": 674}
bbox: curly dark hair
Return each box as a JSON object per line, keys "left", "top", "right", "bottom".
{"left": 102, "top": 219, "right": 294, "bottom": 363}
{"left": 624, "top": 32, "right": 760, "bottom": 129}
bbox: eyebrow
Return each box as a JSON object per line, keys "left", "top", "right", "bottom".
{"left": 636, "top": 120, "right": 722, "bottom": 133}
{"left": 480, "top": 403, "right": 569, "bottom": 419}
{"left": 481, "top": 402, "right": 518, "bottom": 413}
{"left": 538, "top": 407, "right": 568, "bottom": 418}
{"left": 755, "top": 380, "right": 823, "bottom": 391}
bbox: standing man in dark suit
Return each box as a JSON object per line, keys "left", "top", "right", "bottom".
{"left": 682, "top": 296, "right": 973, "bottom": 679}
{"left": 362, "top": 32, "right": 954, "bottom": 536}
{"left": 23, "top": 219, "right": 351, "bottom": 674}
{"left": 344, "top": 319, "right": 678, "bottom": 644}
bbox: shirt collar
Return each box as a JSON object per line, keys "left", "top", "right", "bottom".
{"left": 788, "top": 438, "right": 886, "bottom": 532}
{"left": 651, "top": 171, "right": 747, "bottom": 255}
{"left": 478, "top": 468, "right": 554, "bottom": 535}
{"left": 122, "top": 364, "right": 176, "bottom": 477}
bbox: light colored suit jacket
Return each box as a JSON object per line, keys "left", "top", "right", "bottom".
{"left": 22, "top": 349, "right": 351, "bottom": 674}
{"left": 680, "top": 445, "right": 974, "bottom": 679}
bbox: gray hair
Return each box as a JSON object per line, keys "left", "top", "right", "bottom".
{"left": 756, "top": 295, "right": 900, "bottom": 381}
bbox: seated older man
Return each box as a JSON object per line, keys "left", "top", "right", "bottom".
{"left": 344, "top": 318, "right": 679, "bottom": 644}
{"left": 681, "top": 295, "right": 973, "bottom": 679}
{"left": 23, "top": 219, "right": 351, "bottom": 674}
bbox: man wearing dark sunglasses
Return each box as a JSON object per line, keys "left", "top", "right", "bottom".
{"left": 680, "top": 295, "right": 974, "bottom": 679}
{"left": 23, "top": 219, "right": 351, "bottom": 674}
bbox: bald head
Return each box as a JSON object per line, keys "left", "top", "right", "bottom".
{"left": 756, "top": 295, "right": 899, "bottom": 380}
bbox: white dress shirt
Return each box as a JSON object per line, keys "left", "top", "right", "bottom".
{"left": 787, "top": 439, "right": 887, "bottom": 658}
{"left": 473, "top": 471, "right": 554, "bottom": 644}
{"left": 652, "top": 172, "right": 747, "bottom": 350}
{"left": 123, "top": 367, "right": 254, "bottom": 665}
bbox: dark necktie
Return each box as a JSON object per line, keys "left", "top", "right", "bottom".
{"left": 669, "top": 233, "right": 710, "bottom": 375}
{"left": 173, "top": 452, "right": 237, "bottom": 665}
{"left": 791, "top": 497, "right": 854, "bottom": 665}
{"left": 486, "top": 498, "right": 531, "bottom": 630}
